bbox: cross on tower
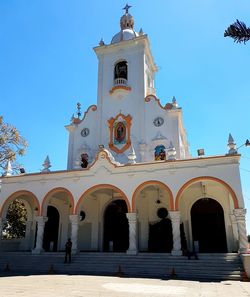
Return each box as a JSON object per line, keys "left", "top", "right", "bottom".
{"left": 123, "top": 3, "right": 132, "bottom": 14}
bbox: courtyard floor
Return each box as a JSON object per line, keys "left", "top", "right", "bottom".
{"left": 0, "top": 275, "right": 250, "bottom": 297}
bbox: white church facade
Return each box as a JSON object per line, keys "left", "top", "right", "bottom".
{"left": 0, "top": 6, "right": 248, "bottom": 257}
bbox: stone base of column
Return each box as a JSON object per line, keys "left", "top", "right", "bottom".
{"left": 126, "top": 250, "right": 137, "bottom": 255}
{"left": 171, "top": 250, "right": 182, "bottom": 256}
{"left": 32, "top": 248, "right": 43, "bottom": 254}
{"left": 238, "top": 248, "right": 248, "bottom": 254}
{"left": 241, "top": 254, "right": 250, "bottom": 278}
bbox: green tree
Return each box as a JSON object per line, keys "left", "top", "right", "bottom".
{"left": 0, "top": 116, "right": 28, "bottom": 173}
{"left": 2, "top": 199, "right": 27, "bottom": 239}
{"left": 224, "top": 20, "right": 250, "bottom": 44}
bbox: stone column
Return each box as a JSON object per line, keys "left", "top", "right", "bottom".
{"left": 126, "top": 213, "right": 138, "bottom": 255}
{"left": 233, "top": 208, "right": 248, "bottom": 253}
{"left": 169, "top": 211, "right": 182, "bottom": 256}
{"left": 69, "top": 214, "right": 79, "bottom": 254}
{"left": 32, "top": 216, "right": 48, "bottom": 254}
{"left": 229, "top": 213, "right": 239, "bottom": 252}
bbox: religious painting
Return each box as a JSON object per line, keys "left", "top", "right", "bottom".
{"left": 108, "top": 113, "right": 132, "bottom": 154}
{"left": 114, "top": 121, "right": 126, "bottom": 144}
{"left": 154, "top": 145, "right": 166, "bottom": 161}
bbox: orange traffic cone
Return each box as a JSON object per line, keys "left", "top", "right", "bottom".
{"left": 242, "top": 270, "right": 249, "bottom": 282}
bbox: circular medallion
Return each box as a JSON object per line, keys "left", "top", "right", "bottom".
{"left": 157, "top": 207, "right": 168, "bottom": 219}
{"left": 153, "top": 117, "right": 164, "bottom": 127}
{"left": 81, "top": 128, "right": 89, "bottom": 137}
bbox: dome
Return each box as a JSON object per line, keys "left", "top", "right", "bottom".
{"left": 110, "top": 4, "right": 139, "bottom": 44}
{"left": 111, "top": 28, "right": 139, "bottom": 44}
{"left": 120, "top": 13, "right": 134, "bottom": 30}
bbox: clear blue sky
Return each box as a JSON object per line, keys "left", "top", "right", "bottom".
{"left": 1, "top": 1, "right": 250, "bottom": 231}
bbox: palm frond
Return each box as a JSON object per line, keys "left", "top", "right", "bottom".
{"left": 224, "top": 19, "right": 250, "bottom": 44}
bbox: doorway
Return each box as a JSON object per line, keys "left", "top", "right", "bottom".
{"left": 191, "top": 198, "right": 227, "bottom": 252}
{"left": 103, "top": 199, "right": 129, "bottom": 252}
{"left": 148, "top": 207, "right": 173, "bottom": 252}
{"left": 43, "top": 206, "right": 60, "bottom": 252}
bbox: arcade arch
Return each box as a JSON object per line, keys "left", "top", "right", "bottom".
{"left": 41, "top": 188, "right": 74, "bottom": 251}
{"left": 0, "top": 191, "right": 39, "bottom": 251}
{"left": 76, "top": 184, "right": 130, "bottom": 252}
{"left": 176, "top": 177, "right": 239, "bottom": 252}
{"left": 132, "top": 181, "right": 174, "bottom": 252}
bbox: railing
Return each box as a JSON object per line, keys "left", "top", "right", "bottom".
{"left": 114, "top": 78, "right": 128, "bottom": 86}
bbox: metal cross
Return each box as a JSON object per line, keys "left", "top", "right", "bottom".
{"left": 123, "top": 3, "right": 132, "bottom": 14}
{"left": 76, "top": 102, "right": 81, "bottom": 118}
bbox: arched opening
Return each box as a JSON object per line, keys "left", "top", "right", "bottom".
{"left": 114, "top": 61, "right": 128, "bottom": 80}
{"left": 103, "top": 199, "right": 129, "bottom": 252}
{"left": 76, "top": 185, "right": 130, "bottom": 252}
{"left": 191, "top": 198, "right": 227, "bottom": 253}
{"left": 132, "top": 181, "right": 174, "bottom": 252}
{"left": 41, "top": 188, "right": 74, "bottom": 251}
{"left": 43, "top": 206, "right": 60, "bottom": 252}
{"left": 2, "top": 199, "right": 27, "bottom": 239}
{"left": 1, "top": 192, "right": 37, "bottom": 251}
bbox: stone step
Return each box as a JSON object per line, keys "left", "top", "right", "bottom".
{"left": 0, "top": 252, "right": 243, "bottom": 281}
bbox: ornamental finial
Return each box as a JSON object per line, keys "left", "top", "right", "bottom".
{"left": 76, "top": 102, "right": 81, "bottom": 119}
{"left": 42, "top": 155, "right": 51, "bottom": 172}
{"left": 123, "top": 3, "right": 132, "bottom": 14}
{"left": 227, "top": 133, "right": 237, "bottom": 155}
{"left": 128, "top": 145, "right": 137, "bottom": 164}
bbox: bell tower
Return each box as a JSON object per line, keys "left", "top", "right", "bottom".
{"left": 66, "top": 5, "right": 190, "bottom": 169}
{"left": 94, "top": 5, "right": 157, "bottom": 157}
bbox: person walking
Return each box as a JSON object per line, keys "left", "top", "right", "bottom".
{"left": 64, "top": 238, "right": 72, "bottom": 263}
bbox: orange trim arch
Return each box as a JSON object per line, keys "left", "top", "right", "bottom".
{"left": 0, "top": 190, "right": 40, "bottom": 217}
{"left": 41, "top": 187, "right": 74, "bottom": 216}
{"left": 175, "top": 176, "right": 239, "bottom": 211}
{"left": 132, "top": 181, "right": 174, "bottom": 212}
{"left": 75, "top": 184, "right": 131, "bottom": 214}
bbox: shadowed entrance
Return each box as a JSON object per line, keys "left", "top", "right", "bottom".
{"left": 191, "top": 198, "right": 227, "bottom": 253}
{"left": 103, "top": 199, "right": 129, "bottom": 252}
{"left": 148, "top": 208, "right": 173, "bottom": 252}
{"left": 43, "top": 206, "right": 60, "bottom": 252}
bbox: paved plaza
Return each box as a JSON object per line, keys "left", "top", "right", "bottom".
{"left": 0, "top": 275, "right": 250, "bottom": 297}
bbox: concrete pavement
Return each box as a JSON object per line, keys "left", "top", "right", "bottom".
{"left": 0, "top": 275, "right": 250, "bottom": 297}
